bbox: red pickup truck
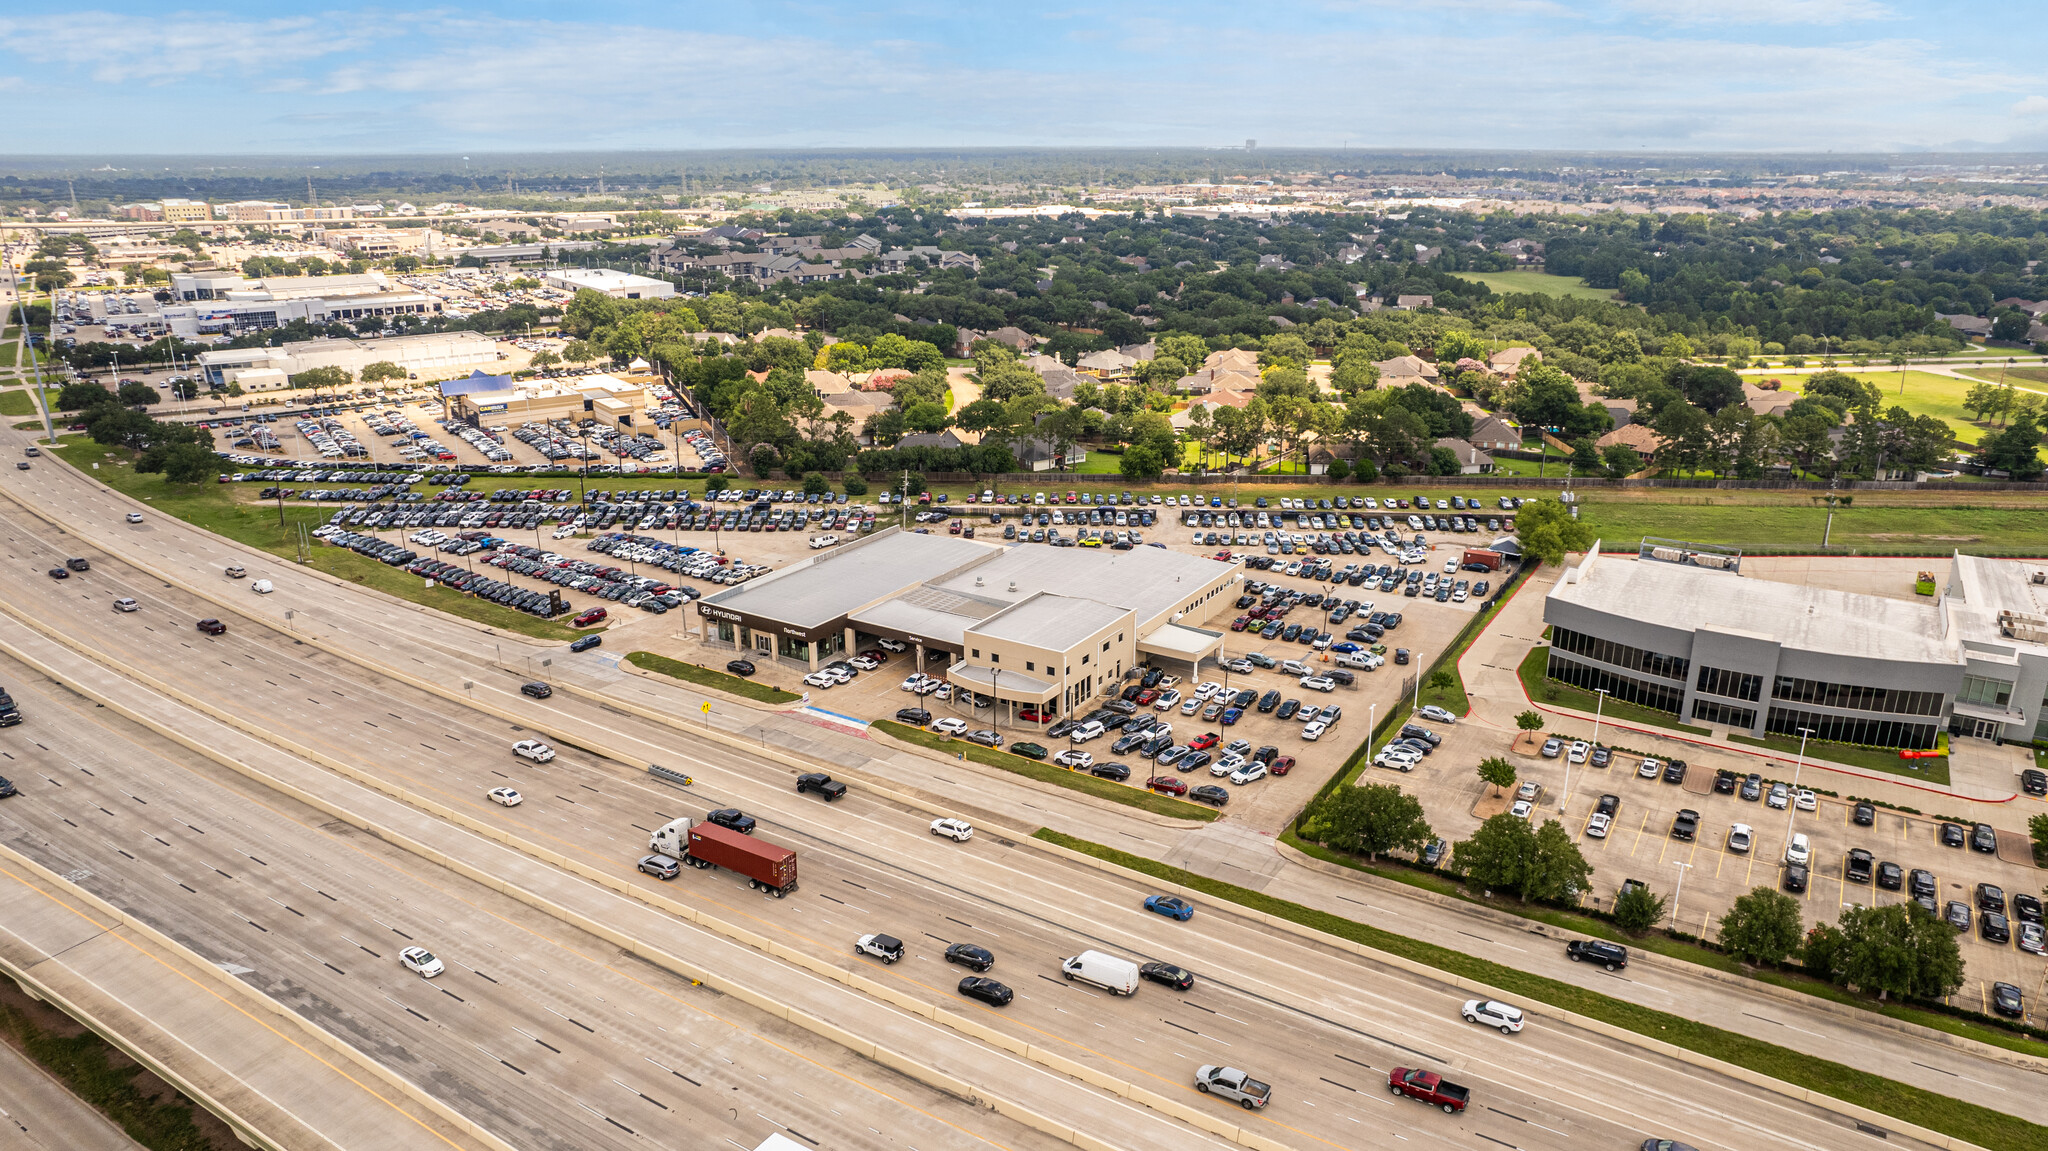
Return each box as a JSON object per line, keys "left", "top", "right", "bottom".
{"left": 1389, "top": 1066, "right": 1469, "bottom": 1113}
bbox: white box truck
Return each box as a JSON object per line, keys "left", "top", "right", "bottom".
{"left": 1059, "top": 950, "right": 1140, "bottom": 996}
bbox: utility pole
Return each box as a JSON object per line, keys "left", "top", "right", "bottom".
{"left": 9, "top": 252, "right": 57, "bottom": 443}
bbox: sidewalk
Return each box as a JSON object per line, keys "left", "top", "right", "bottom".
{"left": 1458, "top": 559, "right": 2024, "bottom": 812}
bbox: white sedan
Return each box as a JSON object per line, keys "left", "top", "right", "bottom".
{"left": 112, "top": 597, "right": 139, "bottom": 612}
{"left": 512, "top": 739, "right": 556, "bottom": 763}
{"left": 1301, "top": 720, "right": 1329, "bottom": 741}
{"left": 398, "top": 946, "right": 445, "bottom": 978}
{"left": 1053, "top": 749, "right": 1094, "bottom": 769}
{"left": 1417, "top": 705, "right": 1458, "bottom": 723}
{"left": 124, "top": 512, "right": 144, "bottom": 523}
{"left": 930, "top": 818, "right": 974, "bottom": 842}
{"left": 487, "top": 787, "right": 524, "bottom": 807}
{"left": 1794, "top": 789, "right": 1818, "bottom": 811}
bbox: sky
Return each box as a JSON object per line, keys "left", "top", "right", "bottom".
{"left": 2, "top": 1, "right": 2045, "bottom": 155}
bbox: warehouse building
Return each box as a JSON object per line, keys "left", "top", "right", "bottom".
{"left": 198, "top": 331, "right": 501, "bottom": 389}
{"left": 697, "top": 529, "right": 1239, "bottom": 720}
{"left": 544, "top": 268, "right": 675, "bottom": 299}
{"left": 1542, "top": 540, "right": 2048, "bottom": 751}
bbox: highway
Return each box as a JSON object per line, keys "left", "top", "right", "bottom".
{"left": 0, "top": 492, "right": 1993, "bottom": 1151}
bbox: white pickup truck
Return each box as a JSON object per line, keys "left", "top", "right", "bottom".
{"left": 1195, "top": 1065, "right": 1272, "bottom": 1110}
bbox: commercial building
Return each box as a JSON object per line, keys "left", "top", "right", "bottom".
{"left": 437, "top": 369, "right": 664, "bottom": 427}
{"left": 116, "top": 198, "right": 210, "bottom": 223}
{"left": 197, "top": 331, "right": 501, "bottom": 389}
{"left": 1542, "top": 540, "right": 2048, "bottom": 751}
{"left": 162, "top": 271, "right": 442, "bottom": 337}
{"left": 697, "top": 529, "right": 1239, "bottom": 720}
{"left": 544, "top": 268, "right": 675, "bottom": 299}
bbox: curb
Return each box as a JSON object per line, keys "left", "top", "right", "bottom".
{"left": 1030, "top": 835, "right": 1990, "bottom": 1151}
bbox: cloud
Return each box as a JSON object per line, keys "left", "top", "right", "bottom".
{"left": 1614, "top": 0, "right": 1892, "bottom": 24}
{"left": 0, "top": 12, "right": 359, "bottom": 83}
{"left": 2013, "top": 95, "right": 2048, "bottom": 118}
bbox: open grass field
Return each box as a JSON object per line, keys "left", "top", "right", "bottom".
{"left": 49, "top": 437, "right": 580, "bottom": 640}
{"left": 626, "top": 651, "right": 799, "bottom": 703}
{"left": 1450, "top": 269, "right": 1618, "bottom": 302}
{"left": 0, "top": 389, "right": 34, "bottom": 416}
{"left": 1581, "top": 497, "right": 2048, "bottom": 553}
{"left": 1958, "top": 364, "right": 2048, "bottom": 389}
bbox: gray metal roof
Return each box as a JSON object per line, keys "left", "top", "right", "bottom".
{"left": 704, "top": 529, "right": 995, "bottom": 630}
{"left": 928, "top": 544, "right": 1229, "bottom": 629}
{"left": 971, "top": 593, "right": 1130, "bottom": 651}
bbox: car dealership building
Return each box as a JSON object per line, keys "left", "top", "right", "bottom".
{"left": 1543, "top": 541, "right": 2048, "bottom": 751}
{"left": 696, "top": 528, "right": 1240, "bottom": 721}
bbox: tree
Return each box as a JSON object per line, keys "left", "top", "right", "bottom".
{"left": 704, "top": 473, "right": 731, "bottom": 493}
{"left": 54, "top": 382, "right": 112, "bottom": 411}
{"left": 360, "top": 361, "right": 407, "bottom": 386}
{"left": 116, "top": 381, "right": 159, "bottom": 406}
{"left": 1119, "top": 442, "right": 1164, "bottom": 480}
{"left": 1975, "top": 412, "right": 2044, "bottom": 481}
{"left": 1507, "top": 362, "right": 1584, "bottom": 431}
{"left": 1829, "top": 903, "right": 1964, "bottom": 1001}
{"left": 1717, "top": 887, "right": 1805, "bottom": 966}
{"left": 903, "top": 401, "right": 951, "bottom": 434}
{"left": 841, "top": 475, "right": 868, "bottom": 496}
{"left": 2030, "top": 812, "right": 2048, "bottom": 861}
{"left": 1514, "top": 498, "right": 1595, "bottom": 565}
{"left": 290, "top": 366, "right": 352, "bottom": 398}
{"left": 801, "top": 471, "right": 830, "bottom": 496}
{"left": 1612, "top": 883, "right": 1667, "bottom": 933}
{"left": 1524, "top": 820, "right": 1594, "bottom": 904}
{"left": 1602, "top": 443, "right": 1643, "bottom": 477}
{"left": 1299, "top": 784, "right": 1433, "bottom": 862}
{"left": 159, "top": 440, "right": 218, "bottom": 484}
{"left": 1516, "top": 710, "right": 1544, "bottom": 734}
{"left": 1476, "top": 756, "right": 1517, "bottom": 795}
{"left": 1567, "top": 435, "right": 1603, "bottom": 476}
{"left": 1451, "top": 815, "right": 1534, "bottom": 896}
{"left": 563, "top": 288, "right": 621, "bottom": 337}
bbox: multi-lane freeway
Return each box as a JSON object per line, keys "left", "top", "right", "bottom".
{"left": 0, "top": 435, "right": 2036, "bottom": 1151}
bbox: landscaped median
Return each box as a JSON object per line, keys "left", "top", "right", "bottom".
{"left": 871, "top": 720, "right": 1219, "bottom": 822}
{"left": 626, "top": 651, "right": 800, "bottom": 704}
{"left": 1034, "top": 828, "right": 2038, "bottom": 1150}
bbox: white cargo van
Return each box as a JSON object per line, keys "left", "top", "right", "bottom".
{"left": 1060, "top": 950, "right": 1140, "bottom": 996}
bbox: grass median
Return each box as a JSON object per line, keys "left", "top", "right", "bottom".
{"left": 0, "top": 389, "right": 32, "bottom": 416}
{"left": 50, "top": 438, "right": 579, "bottom": 641}
{"left": 1728, "top": 731, "right": 1951, "bottom": 786}
{"left": 872, "top": 720, "right": 1219, "bottom": 822}
{"left": 1035, "top": 828, "right": 2040, "bottom": 1149}
{"left": 626, "top": 651, "right": 800, "bottom": 704}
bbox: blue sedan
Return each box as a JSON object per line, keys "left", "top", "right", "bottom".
{"left": 1220, "top": 707, "right": 1244, "bottom": 726}
{"left": 1144, "top": 894, "right": 1195, "bottom": 921}
{"left": 1329, "top": 641, "right": 1362, "bottom": 654}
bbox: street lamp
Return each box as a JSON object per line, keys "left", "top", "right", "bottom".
{"left": 1670, "top": 860, "right": 1693, "bottom": 932}
{"left": 1565, "top": 686, "right": 1609, "bottom": 813}
{"left": 1783, "top": 726, "right": 1815, "bottom": 842}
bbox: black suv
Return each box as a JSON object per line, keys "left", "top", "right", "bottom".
{"left": 520, "top": 681, "right": 552, "bottom": 699}
{"left": 1257, "top": 690, "right": 1282, "bottom": 713}
{"left": 943, "top": 943, "right": 994, "bottom": 972}
{"left": 1713, "top": 770, "right": 1737, "bottom": 794}
{"left": 796, "top": 773, "right": 846, "bottom": 801}
{"left": 1566, "top": 939, "right": 1629, "bottom": 970}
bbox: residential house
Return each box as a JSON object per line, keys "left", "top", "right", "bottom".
{"left": 824, "top": 390, "right": 894, "bottom": 435}
{"left": 894, "top": 430, "right": 967, "bottom": 451}
{"left": 1486, "top": 346, "right": 1541, "bottom": 375}
{"left": 1498, "top": 238, "right": 1544, "bottom": 263}
{"left": 1597, "top": 397, "right": 1639, "bottom": 428}
{"left": 1995, "top": 297, "right": 2048, "bottom": 316}
{"left": 1076, "top": 348, "right": 1139, "bottom": 376}
{"left": 1373, "top": 355, "right": 1440, "bottom": 387}
{"left": 1595, "top": 423, "right": 1664, "bottom": 460}
{"left": 1201, "top": 348, "right": 1261, "bottom": 374}
{"left": 1741, "top": 381, "right": 1797, "bottom": 418}
{"left": 1938, "top": 313, "right": 1992, "bottom": 338}
{"left": 1118, "top": 342, "right": 1157, "bottom": 362}
{"left": 1467, "top": 414, "right": 1522, "bottom": 453}
{"left": 1434, "top": 437, "right": 1494, "bottom": 474}
{"left": 806, "top": 369, "right": 856, "bottom": 395}
{"left": 1175, "top": 368, "right": 1260, "bottom": 395}
{"left": 1394, "top": 294, "right": 1435, "bottom": 310}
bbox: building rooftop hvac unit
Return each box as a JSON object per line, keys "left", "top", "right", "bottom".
{"left": 1638, "top": 536, "right": 1742, "bottom": 575}
{"left": 1997, "top": 609, "right": 2048, "bottom": 645}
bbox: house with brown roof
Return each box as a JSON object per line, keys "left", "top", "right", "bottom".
{"left": 1487, "top": 346, "right": 1541, "bottom": 375}
{"left": 1176, "top": 368, "right": 1261, "bottom": 395}
{"left": 1742, "top": 381, "right": 1797, "bottom": 418}
{"left": 1076, "top": 348, "right": 1139, "bottom": 376}
{"left": 806, "top": 369, "right": 856, "bottom": 395}
{"left": 1467, "top": 414, "right": 1522, "bottom": 453}
{"left": 1596, "top": 423, "right": 1664, "bottom": 459}
{"left": 1394, "top": 294, "right": 1435, "bottom": 310}
{"left": 1202, "top": 348, "right": 1262, "bottom": 374}
{"left": 1374, "top": 355, "right": 1440, "bottom": 387}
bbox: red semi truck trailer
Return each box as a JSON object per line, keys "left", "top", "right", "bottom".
{"left": 650, "top": 817, "right": 798, "bottom": 897}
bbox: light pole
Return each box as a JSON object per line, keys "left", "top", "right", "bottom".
{"left": 1783, "top": 726, "right": 1815, "bottom": 843}
{"left": 1670, "top": 860, "right": 1693, "bottom": 931}
{"left": 1566, "top": 686, "right": 1608, "bottom": 813}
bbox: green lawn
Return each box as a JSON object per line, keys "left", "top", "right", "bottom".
{"left": 1451, "top": 270, "right": 1619, "bottom": 302}
{"left": 1517, "top": 644, "right": 1712, "bottom": 736}
{"left": 1036, "top": 829, "right": 2039, "bottom": 1150}
{"left": 1585, "top": 500, "right": 2048, "bottom": 553}
{"left": 626, "top": 651, "right": 799, "bottom": 704}
{"left": 1833, "top": 370, "right": 2000, "bottom": 446}
{"left": 0, "top": 343, "right": 16, "bottom": 368}
{"left": 1727, "top": 731, "right": 1950, "bottom": 786}
{"left": 0, "top": 390, "right": 33, "bottom": 417}
{"left": 1073, "top": 451, "right": 1125, "bottom": 474}
{"left": 48, "top": 438, "right": 580, "bottom": 640}
{"left": 872, "top": 720, "right": 1219, "bottom": 821}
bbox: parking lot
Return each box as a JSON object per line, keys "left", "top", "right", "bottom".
{"left": 677, "top": 490, "right": 1504, "bottom": 830}
{"left": 1384, "top": 698, "right": 2048, "bottom": 1021}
